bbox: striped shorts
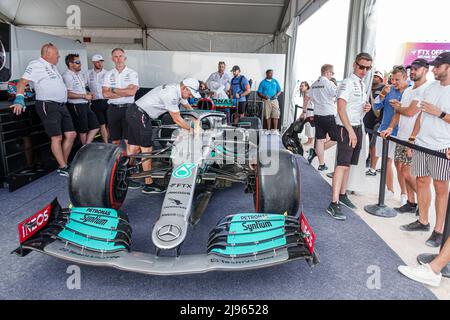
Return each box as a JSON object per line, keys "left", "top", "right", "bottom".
{"left": 412, "top": 149, "right": 450, "bottom": 181}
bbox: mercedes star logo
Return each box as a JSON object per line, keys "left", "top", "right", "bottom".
{"left": 156, "top": 224, "right": 182, "bottom": 242}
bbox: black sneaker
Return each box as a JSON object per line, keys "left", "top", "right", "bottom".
{"left": 57, "top": 165, "right": 70, "bottom": 177}
{"left": 339, "top": 194, "right": 357, "bottom": 210}
{"left": 142, "top": 183, "right": 166, "bottom": 194}
{"left": 400, "top": 220, "right": 430, "bottom": 232}
{"left": 395, "top": 201, "right": 418, "bottom": 214}
{"left": 127, "top": 180, "right": 143, "bottom": 190}
{"left": 326, "top": 202, "right": 347, "bottom": 221}
{"left": 307, "top": 149, "right": 317, "bottom": 165}
{"left": 365, "top": 169, "right": 377, "bottom": 176}
{"left": 318, "top": 164, "right": 328, "bottom": 171}
{"left": 426, "top": 231, "right": 443, "bottom": 248}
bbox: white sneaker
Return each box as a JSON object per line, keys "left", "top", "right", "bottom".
{"left": 401, "top": 194, "right": 408, "bottom": 206}
{"left": 398, "top": 264, "right": 442, "bottom": 287}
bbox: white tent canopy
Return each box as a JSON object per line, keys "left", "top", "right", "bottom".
{"left": 0, "top": 0, "right": 326, "bottom": 54}
{"left": 5, "top": 0, "right": 377, "bottom": 128}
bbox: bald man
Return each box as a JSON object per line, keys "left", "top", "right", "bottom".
{"left": 10, "top": 43, "right": 76, "bottom": 177}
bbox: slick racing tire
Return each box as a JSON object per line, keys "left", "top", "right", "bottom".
{"left": 69, "top": 143, "right": 128, "bottom": 209}
{"left": 254, "top": 135, "right": 300, "bottom": 216}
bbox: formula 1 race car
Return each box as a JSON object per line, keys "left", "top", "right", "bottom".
{"left": 14, "top": 110, "right": 319, "bottom": 275}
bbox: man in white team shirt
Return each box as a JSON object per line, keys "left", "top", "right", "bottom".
{"left": 382, "top": 59, "right": 430, "bottom": 216}
{"left": 327, "top": 53, "right": 373, "bottom": 221}
{"left": 102, "top": 48, "right": 139, "bottom": 146}
{"left": 304, "top": 64, "right": 338, "bottom": 171}
{"left": 126, "top": 79, "right": 201, "bottom": 194}
{"left": 88, "top": 54, "right": 109, "bottom": 143}
{"left": 10, "top": 43, "right": 76, "bottom": 177}
{"left": 405, "top": 52, "right": 450, "bottom": 248}
{"left": 63, "top": 53, "right": 100, "bottom": 145}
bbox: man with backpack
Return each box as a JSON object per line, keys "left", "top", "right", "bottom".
{"left": 229, "top": 65, "right": 251, "bottom": 126}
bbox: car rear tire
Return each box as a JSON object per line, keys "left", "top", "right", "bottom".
{"left": 69, "top": 143, "right": 128, "bottom": 209}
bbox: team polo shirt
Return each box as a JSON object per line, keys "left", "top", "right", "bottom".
{"left": 230, "top": 75, "right": 250, "bottom": 102}
{"left": 373, "top": 85, "right": 410, "bottom": 136}
{"left": 135, "top": 84, "right": 188, "bottom": 119}
{"left": 257, "top": 78, "right": 281, "bottom": 100}
{"left": 307, "top": 76, "right": 337, "bottom": 116}
{"left": 22, "top": 58, "right": 67, "bottom": 103}
{"left": 336, "top": 74, "right": 367, "bottom": 127}
{"left": 103, "top": 66, "right": 139, "bottom": 105}
{"left": 416, "top": 81, "right": 450, "bottom": 150}
{"left": 87, "top": 68, "right": 108, "bottom": 100}
{"left": 397, "top": 82, "right": 430, "bottom": 140}
{"left": 62, "top": 69, "right": 88, "bottom": 104}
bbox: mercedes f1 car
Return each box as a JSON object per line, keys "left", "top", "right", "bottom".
{"left": 14, "top": 110, "right": 319, "bottom": 275}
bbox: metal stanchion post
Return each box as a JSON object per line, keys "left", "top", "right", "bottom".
{"left": 417, "top": 193, "right": 450, "bottom": 278}
{"left": 364, "top": 138, "right": 397, "bottom": 218}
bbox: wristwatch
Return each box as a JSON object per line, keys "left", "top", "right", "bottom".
{"left": 439, "top": 112, "right": 447, "bottom": 119}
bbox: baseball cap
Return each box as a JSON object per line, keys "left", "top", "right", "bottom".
{"left": 231, "top": 65, "right": 240, "bottom": 72}
{"left": 407, "top": 58, "right": 430, "bottom": 69}
{"left": 182, "top": 78, "right": 201, "bottom": 98}
{"left": 92, "top": 54, "right": 104, "bottom": 62}
{"left": 428, "top": 52, "right": 450, "bottom": 66}
{"left": 373, "top": 71, "right": 384, "bottom": 81}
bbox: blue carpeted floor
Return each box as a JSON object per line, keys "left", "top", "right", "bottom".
{"left": 0, "top": 157, "right": 436, "bottom": 300}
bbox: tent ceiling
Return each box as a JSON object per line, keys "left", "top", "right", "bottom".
{"left": 0, "top": 0, "right": 290, "bottom": 34}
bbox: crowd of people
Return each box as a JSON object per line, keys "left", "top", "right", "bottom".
{"left": 297, "top": 51, "right": 450, "bottom": 287}
{"left": 8, "top": 42, "right": 450, "bottom": 288}
{"left": 9, "top": 44, "right": 284, "bottom": 191}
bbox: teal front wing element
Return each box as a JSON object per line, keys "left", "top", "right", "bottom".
{"left": 65, "top": 220, "right": 119, "bottom": 241}
{"left": 70, "top": 207, "right": 120, "bottom": 219}
{"left": 226, "top": 226, "right": 286, "bottom": 245}
{"left": 69, "top": 211, "right": 122, "bottom": 231}
{"left": 58, "top": 229, "right": 126, "bottom": 252}
{"left": 211, "top": 237, "right": 287, "bottom": 256}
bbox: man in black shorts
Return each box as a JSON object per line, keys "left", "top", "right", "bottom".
{"left": 88, "top": 54, "right": 109, "bottom": 143}
{"left": 229, "top": 66, "right": 251, "bottom": 126}
{"left": 63, "top": 54, "right": 100, "bottom": 145}
{"left": 304, "top": 64, "right": 338, "bottom": 171}
{"left": 10, "top": 43, "right": 76, "bottom": 177}
{"left": 327, "top": 53, "right": 373, "bottom": 220}
{"left": 102, "top": 48, "right": 139, "bottom": 146}
{"left": 126, "top": 79, "right": 200, "bottom": 194}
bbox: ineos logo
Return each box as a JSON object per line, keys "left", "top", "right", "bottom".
{"left": 156, "top": 224, "right": 182, "bottom": 242}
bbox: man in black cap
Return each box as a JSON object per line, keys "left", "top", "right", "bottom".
{"left": 382, "top": 58, "right": 430, "bottom": 216}
{"left": 403, "top": 52, "right": 450, "bottom": 248}
{"left": 229, "top": 65, "right": 251, "bottom": 126}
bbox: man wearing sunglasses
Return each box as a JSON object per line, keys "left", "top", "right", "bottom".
{"left": 126, "top": 78, "right": 201, "bottom": 194}
{"left": 327, "top": 53, "right": 373, "bottom": 220}
{"left": 63, "top": 54, "right": 100, "bottom": 146}
{"left": 10, "top": 43, "right": 76, "bottom": 177}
